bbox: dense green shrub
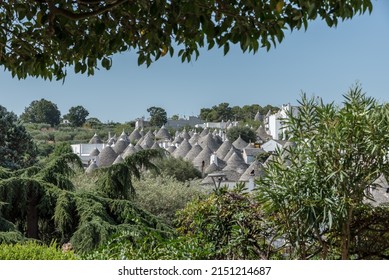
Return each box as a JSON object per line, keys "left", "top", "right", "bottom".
{"left": 133, "top": 173, "right": 204, "bottom": 225}
{"left": 226, "top": 126, "right": 256, "bottom": 143}
{"left": 176, "top": 184, "right": 279, "bottom": 259}
{"left": 36, "top": 142, "right": 55, "bottom": 158}
{"left": 54, "top": 131, "right": 74, "bottom": 142}
{"left": 153, "top": 157, "right": 202, "bottom": 182}
{"left": 84, "top": 230, "right": 212, "bottom": 260}
{"left": 0, "top": 242, "right": 78, "bottom": 260}
{"left": 73, "top": 131, "right": 92, "bottom": 142}
{"left": 34, "top": 131, "right": 55, "bottom": 141}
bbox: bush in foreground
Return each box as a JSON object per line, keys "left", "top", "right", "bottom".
{"left": 0, "top": 242, "right": 78, "bottom": 260}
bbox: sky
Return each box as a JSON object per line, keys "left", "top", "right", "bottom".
{"left": 1, "top": 1, "right": 388, "bottom": 123}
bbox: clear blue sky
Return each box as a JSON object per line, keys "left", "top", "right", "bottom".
{"left": 1, "top": 1, "right": 388, "bottom": 123}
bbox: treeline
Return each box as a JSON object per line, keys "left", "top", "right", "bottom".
{"left": 199, "top": 103, "right": 279, "bottom": 122}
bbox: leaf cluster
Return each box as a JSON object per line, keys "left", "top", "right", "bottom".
{"left": 176, "top": 184, "right": 279, "bottom": 259}
{"left": 0, "top": 0, "right": 373, "bottom": 79}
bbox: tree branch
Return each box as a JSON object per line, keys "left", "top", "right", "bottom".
{"left": 48, "top": 0, "right": 129, "bottom": 20}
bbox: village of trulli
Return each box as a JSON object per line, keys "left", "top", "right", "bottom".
{"left": 1, "top": 1, "right": 389, "bottom": 273}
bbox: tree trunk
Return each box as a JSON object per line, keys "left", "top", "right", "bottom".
{"left": 26, "top": 190, "right": 39, "bottom": 239}
{"left": 341, "top": 207, "right": 353, "bottom": 260}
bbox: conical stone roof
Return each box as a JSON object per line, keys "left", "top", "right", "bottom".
{"left": 213, "top": 134, "right": 223, "bottom": 145}
{"left": 215, "top": 139, "right": 232, "bottom": 160}
{"left": 221, "top": 170, "right": 243, "bottom": 182}
{"left": 254, "top": 111, "right": 263, "bottom": 122}
{"left": 193, "top": 146, "right": 213, "bottom": 170}
{"left": 200, "top": 127, "right": 209, "bottom": 137}
{"left": 166, "top": 145, "right": 176, "bottom": 154}
{"left": 113, "top": 139, "right": 129, "bottom": 154}
{"left": 256, "top": 125, "right": 272, "bottom": 142}
{"left": 189, "top": 133, "right": 201, "bottom": 145}
{"left": 223, "top": 145, "right": 241, "bottom": 162}
{"left": 180, "top": 129, "right": 191, "bottom": 140}
{"left": 89, "top": 147, "right": 100, "bottom": 156}
{"left": 223, "top": 151, "right": 249, "bottom": 174}
{"left": 172, "top": 138, "right": 192, "bottom": 158}
{"left": 119, "top": 130, "right": 127, "bottom": 141}
{"left": 134, "top": 143, "right": 143, "bottom": 152}
{"left": 204, "top": 162, "right": 221, "bottom": 175}
{"left": 89, "top": 133, "right": 103, "bottom": 144}
{"left": 239, "top": 161, "right": 264, "bottom": 181}
{"left": 150, "top": 142, "right": 161, "bottom": 149}
{"left": 199, "top": 133, "right": 221, "bottom": 152}
{"left": 172, "top": 135, "right": 183, "bottom": 145}
{"left": 85, "top": 161, "right": 98, "bottom": 174}
{"left": 140, "top": 132, "right": 155, "bottom": 149}
{"left": 184, "top": 144, "right": 203, "bottom": 162}
{"left": 98, "top": 146, "right": 117, "bottom": 167}
{"left": 232, "top": 135, "right": 248, "bottom": 150}
{"left": 122, "top": 144, "right": 137, "bottom": 159}
{"left": 155, "top": 125, "right": 171, "bottom": 140}
{"left": 129, "top": 128, "right": 142, "bottom": 143}
{"left": 245, "top": 142, "right": 255, "bottom": 149}
{"left": 113, "top": 155, "right": 124, "bottom": 165}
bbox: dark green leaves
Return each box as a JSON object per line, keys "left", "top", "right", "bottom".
{"left": 0, "top": 0, "right": 374, "bottom": 80}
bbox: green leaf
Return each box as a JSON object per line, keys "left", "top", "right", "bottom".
{"left": 223, "top": 43, "right": 230, "bottom": 56}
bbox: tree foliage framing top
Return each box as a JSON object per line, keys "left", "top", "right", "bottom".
{"left": 0, "top": 0, "right": 373, "bottom": 80}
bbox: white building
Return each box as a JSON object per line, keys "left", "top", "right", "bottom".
{"left": 266, "top": 103, "right": 299, "bottom": 140}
